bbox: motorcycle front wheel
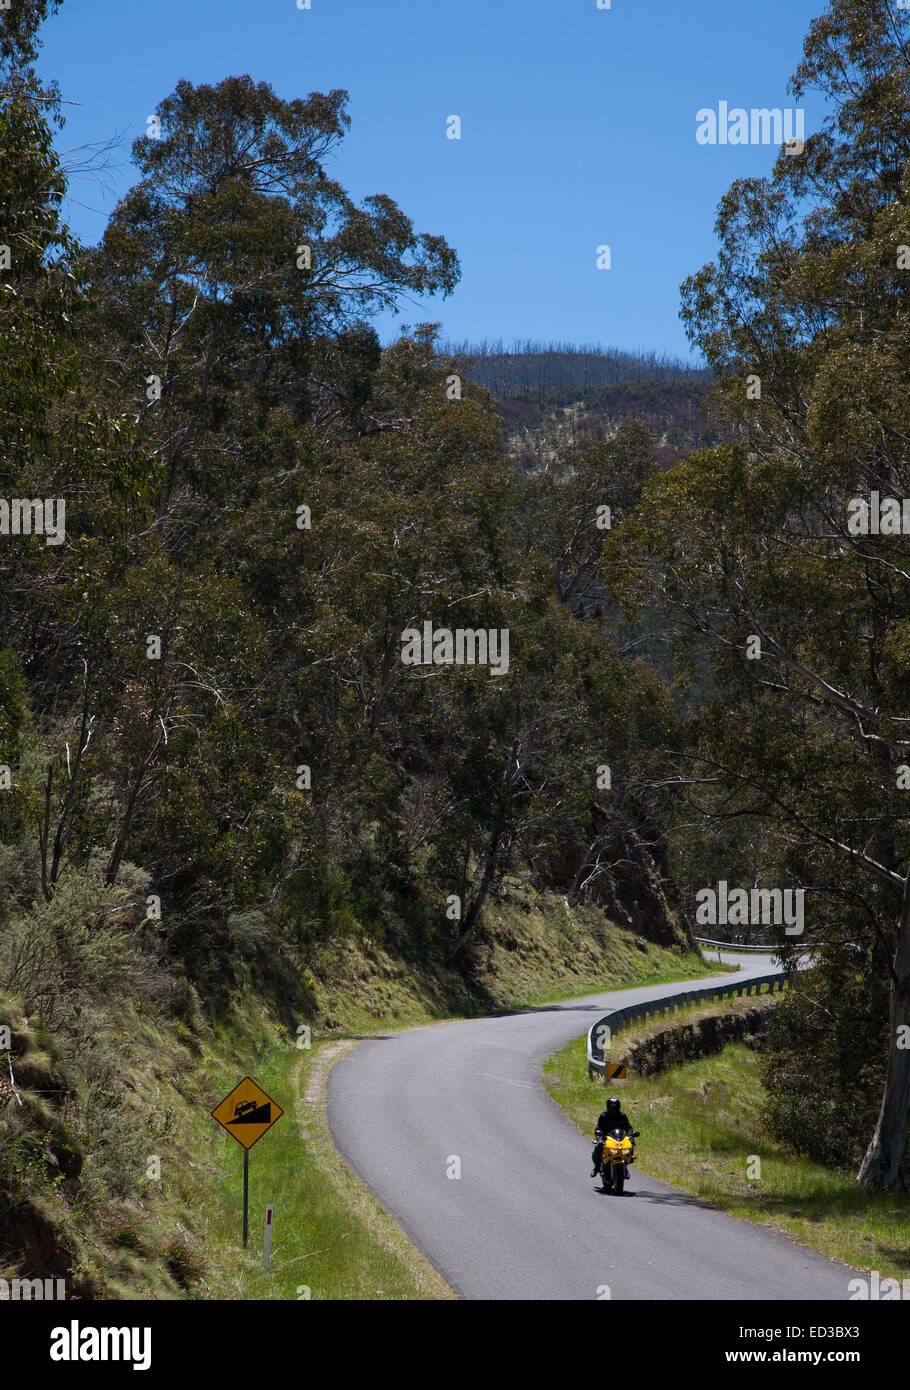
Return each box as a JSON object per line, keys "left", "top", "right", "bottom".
{"left": 612, "top": 1165, "right": 625, "bottom": 1195}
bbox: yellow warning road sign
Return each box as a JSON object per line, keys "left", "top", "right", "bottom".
{"left": 605, "top": 1063, "right": 627, "bottom": 1080}
{"left": 212, "top": 1076, "right": 284, "bottom": 1150}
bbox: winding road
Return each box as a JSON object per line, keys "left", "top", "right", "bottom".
{"left": 327, "top": 953, "right": 861, "bottom": 1300}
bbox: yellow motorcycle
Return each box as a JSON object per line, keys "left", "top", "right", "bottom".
{"left": 596, "top": 1126, "right": 639, "bottom": 1194}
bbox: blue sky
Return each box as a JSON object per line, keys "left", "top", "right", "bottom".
{"left": 38, "top": 0, "right": 827, "bottom": 361}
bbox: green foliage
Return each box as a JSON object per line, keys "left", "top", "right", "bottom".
{"left": 0, "top": 868, "right": 169, "bottom": 1031}
{"left": 760, "top": 959, "right": 889, "bottom": 1170}
{"left": 0, "top": 0, "right": 730, "bottom": 1289}
{"left": 0, "top": 46, "right": 691, "bottom": 1011}
{"left": 163, "top": 1237, "right": 205, "bottom": 1291}
{"left": 608, "top": 0, "right": 910, "bottom": 1184}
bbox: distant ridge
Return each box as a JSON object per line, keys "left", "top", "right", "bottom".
{"left": 441, "top": 339, "right": 712, "bottom": 399}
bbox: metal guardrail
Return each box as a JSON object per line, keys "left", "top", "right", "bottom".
{"left": 586, "top": 971, "right": 789, "bottom": 1080}
{"left": 694, "top": 937, "right": 789, "bottom": 954}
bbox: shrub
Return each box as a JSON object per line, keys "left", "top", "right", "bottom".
{"left": 163, "top": 1237, "right": 205, "bottom": 1290}
{"left": 759, "top": 955, "right": 889, "bottom": 1171}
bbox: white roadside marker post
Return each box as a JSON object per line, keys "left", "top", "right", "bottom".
{"left": 264, "top": 1204, "right": 273, "bottom": 1271}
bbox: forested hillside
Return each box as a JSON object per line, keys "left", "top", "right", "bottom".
{"left": 1, "top": 0, "right": 909, "bottom": 1302}
{"left": 0, "top": 2, "right": 697, "bottom": 1291}
{"left": 454, "top": 343, "right": 720, "bottom": 471}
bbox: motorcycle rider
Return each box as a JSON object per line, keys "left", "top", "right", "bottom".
{"left": 591, "top": 1095, "right": 634, "bottom": 1177}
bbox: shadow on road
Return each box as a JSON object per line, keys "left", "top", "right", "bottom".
{"left": 611, "top": 1186, "right": 717, "bottom": 1211}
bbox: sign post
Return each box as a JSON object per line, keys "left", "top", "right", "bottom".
{"left": 243, "top": 1151, "right": 249, "bottom": 1248}
{"left": 211, "top": 1077, "right": 284, "bottom": 1247}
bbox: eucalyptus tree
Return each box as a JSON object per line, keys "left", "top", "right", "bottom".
{"left": 610, "top": 0, "right": 910, "bottom": 1189}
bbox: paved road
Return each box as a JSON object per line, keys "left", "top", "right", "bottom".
{"left": 328, "top": 955, "right": 861, "bottom": 1300}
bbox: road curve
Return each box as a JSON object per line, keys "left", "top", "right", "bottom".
{"left": 327, "top": 955, "right": 861, "bottom": 1300}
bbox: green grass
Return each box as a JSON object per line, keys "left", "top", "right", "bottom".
{"left": 592, "top": 983, "right": 780, "bottom": 1055}
{"left": 2, "top": 883, "right": 732, "bottom": 1300}
{"left": 543, "top": 1033, "right": 910, "bottom": 1280}
{"left": 510, "top": 950, "right": 731, "bottom": 1009}
{"left": 176, "top": 1040, "right": 452, "bottom": 1300}
{"left": 140, "top": 927, "right": 722, "bottom": 1299}
{"left": 307, "top": 893, "right": 721, "bottom": 1035}
{"left": 175, "top": 944, "right": 720, "bottom": 1300}
{"left": 31, "top": 1005, "right": 451, "bottom": 1300}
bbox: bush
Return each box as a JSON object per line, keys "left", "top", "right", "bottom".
{"left": 0, "top": 869, "right": 170, "bottom": 1033}
{"left": 163, "top": 1237, "right": 205, "bottom": 1290}
{"left": 759, "top": 955, "right": 889, "bottom": 1171}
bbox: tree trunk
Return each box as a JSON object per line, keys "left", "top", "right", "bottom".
{"left": 858, "top": 868, "right": 910, "bottom": 1192}
{"left": 105, "top": 764, "right": 147, "bottom": 887}
{"left": 452, "top": 823, "right": 503, "bottom": 959}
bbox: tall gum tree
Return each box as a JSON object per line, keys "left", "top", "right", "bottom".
{"left": 608, "top": 0, "right": 910, "bottom": 1190}
{"left": 82, "top": 75, "right": 459, "bottom": 544}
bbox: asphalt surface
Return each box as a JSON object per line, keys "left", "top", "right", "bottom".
{"left": 327, "top": 954, "right": 861, "bottom": 1300}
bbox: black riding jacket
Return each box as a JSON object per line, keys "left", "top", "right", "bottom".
{"left": 595, "top": 1108, "right": 632, "bottom": 1137}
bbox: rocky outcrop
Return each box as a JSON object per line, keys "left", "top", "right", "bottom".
{"left": 532, "top": 804, "right": 691, "bottom": 950}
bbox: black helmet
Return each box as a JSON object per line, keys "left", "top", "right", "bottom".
{"left": 606, "top": 1096, "right": 621, "bottom": 1113}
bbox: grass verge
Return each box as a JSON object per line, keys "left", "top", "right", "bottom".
{"left": 542, "top": 1032, "right": 909, "bottom": 1280}
{"left": 177, "top": 1038, "right": 453, "bottom": 1300}
{"left": 1, "top": 895, "right": 726, "bottom": 1299}
{"left": 143, "top": 930, "right": 718, "bottom": 1299}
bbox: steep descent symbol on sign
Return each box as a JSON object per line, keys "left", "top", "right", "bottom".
{"left": 230, "top": 1100, "right": 272, "bottom": 1125}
